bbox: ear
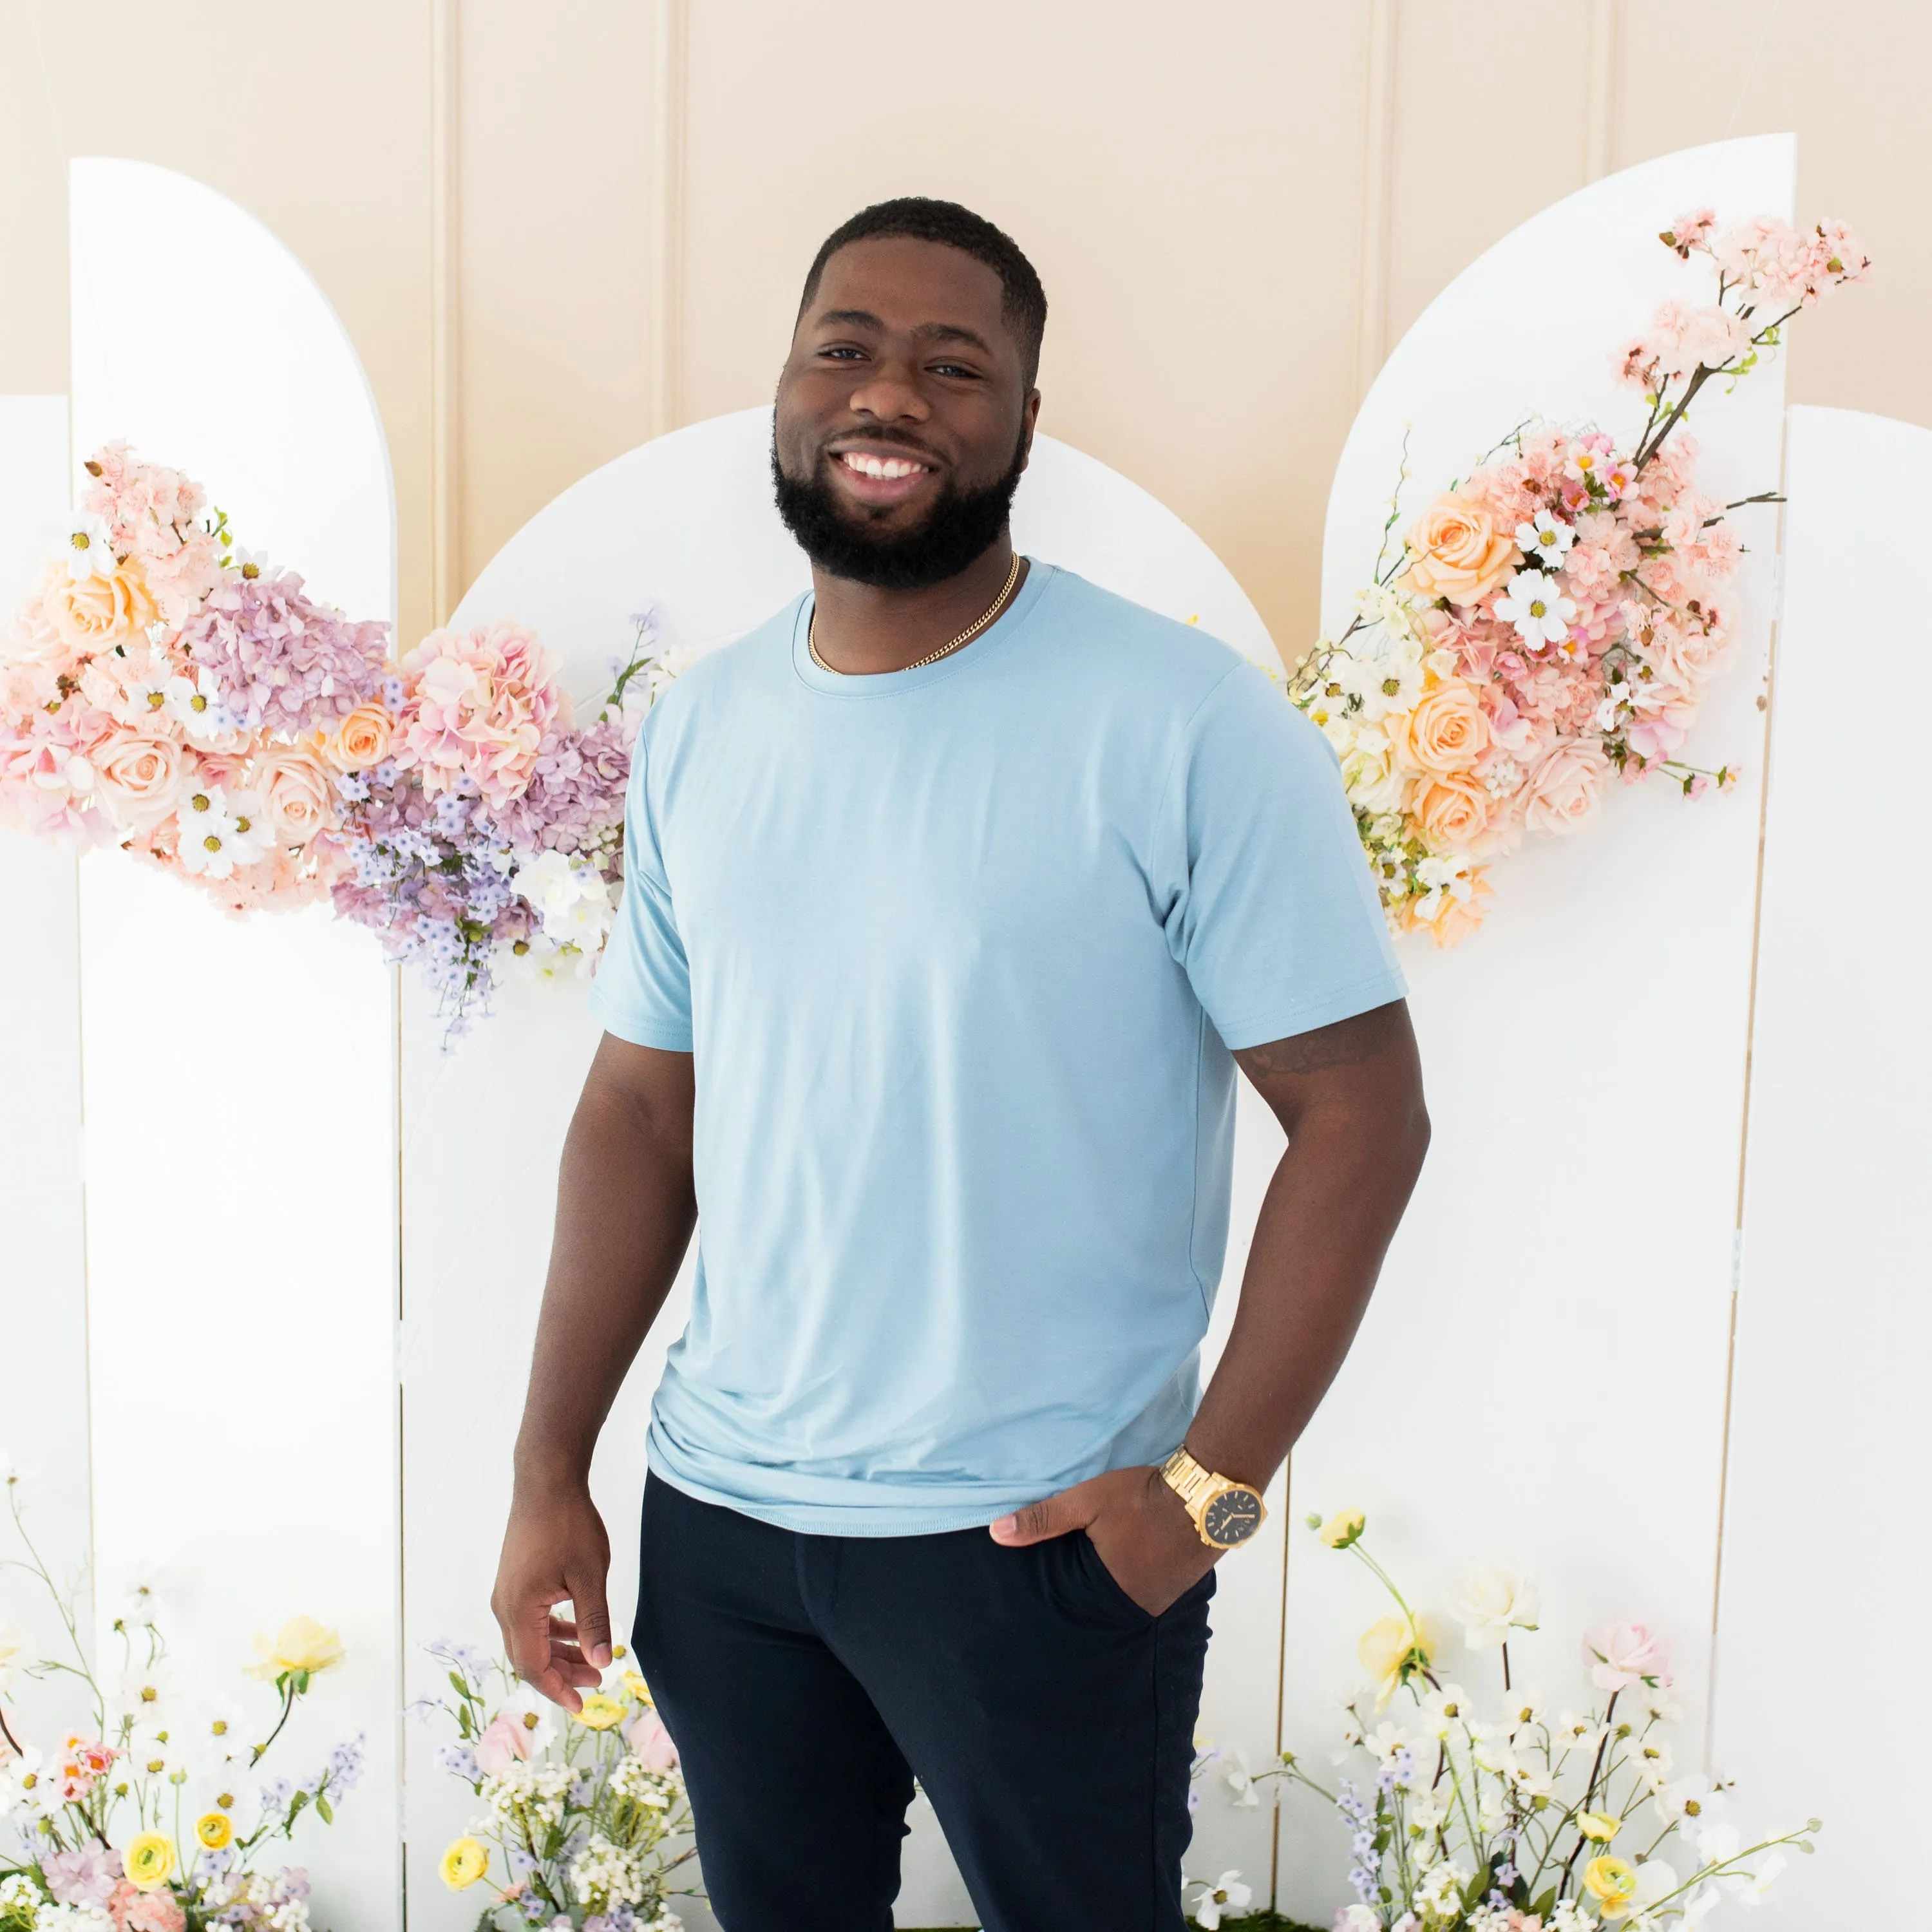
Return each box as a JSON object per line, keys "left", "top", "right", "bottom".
{"left": 1017, "top": 389, "right": 1041, "bottom": 471}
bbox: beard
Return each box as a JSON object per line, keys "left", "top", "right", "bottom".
{"left": 771, "top": 427, "right": 1027, "bottom": 591}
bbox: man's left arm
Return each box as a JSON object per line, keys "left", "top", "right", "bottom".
{"left": 990, "top": 997, "right": 1429, "bottom": 1613}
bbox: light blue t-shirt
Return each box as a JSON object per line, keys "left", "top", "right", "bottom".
{"left": 591, "top": 562, "right": 1404, "bottom": 1534}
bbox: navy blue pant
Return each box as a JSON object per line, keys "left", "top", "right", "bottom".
{"left": 630, "top": 1471, "right": 1215, "bottom": 1931}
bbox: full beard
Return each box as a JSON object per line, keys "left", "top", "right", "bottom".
{"left": 771, "top": 430, "right": 1027, "bottom": 591}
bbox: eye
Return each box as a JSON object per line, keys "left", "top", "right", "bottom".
{"left": 930, "top": 361, "right": 980, "bottom": 380}
{"left": 818, "top": 344, "right": 866, "bottom": 361}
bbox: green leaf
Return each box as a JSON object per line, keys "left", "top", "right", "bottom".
{"left": 316, "top": 1794, "right": 334, "bottom": 1825}
{"left": 1531, "top": 1887, "right": 1558, "bottom": 1918}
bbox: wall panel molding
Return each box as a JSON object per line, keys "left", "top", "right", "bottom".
{"left": 1584, "top": 0, "right": 1622, "bottom": 180}
{"left": 1353, "top": 0, "right": 1398, "bottom": 397}
{"left": 431, "top": 0, "right": 461, "bottom": 621}
{"left": 647, "top": 0, "right": 688, "bottom": 439}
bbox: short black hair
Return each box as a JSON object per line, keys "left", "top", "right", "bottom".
{"left": 797, "top": 196, "right": 1048, "bottom": 390}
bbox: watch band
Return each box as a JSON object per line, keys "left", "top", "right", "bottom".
{"left": 1159, "top": 1445, "right": 1267, "bottom": 1549}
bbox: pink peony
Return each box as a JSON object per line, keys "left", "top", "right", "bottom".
{"left": 473, "top": 1714, "right": 534, "bottom": 1777}
{"left": 396, "top": 622, "right": 569, "bottom": 811}
{"left": 108, "top": 1879, "right": 186, "bottom": 1932}
{"left": 625, "top": 1709, "right": 679, "bottom": 1772}
{"left": 1583, "top": 1622, "right": 1672, "bottom": 1691}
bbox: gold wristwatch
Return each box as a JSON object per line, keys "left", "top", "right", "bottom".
{"left": 1160, "top": 1446, "right": 1268, "bottom": 1550}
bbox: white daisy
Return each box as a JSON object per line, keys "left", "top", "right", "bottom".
{"left": 1189, "top": 1871, "right": 1252, "bottom": 1929}
{"left": 163, "top": 667, "right": 241, "bottom": 743}
{"left": 1516, "top": 510, "right": 1577, "bottom": 564}
{"left": 62, "top": 515, "right": 118, "bottom": 580}
{"left": 1492, "top": 569, "right": 1578, "bottom": 649}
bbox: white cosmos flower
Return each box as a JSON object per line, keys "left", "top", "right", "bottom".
{"left": 62, "top": 515, "right": 118, "bottom": 580}
{"left": 1222, "top": 1748, "right": 1261, "bottom": 1808}
{"left": 1340, "top": 639, "right": 1426, "bottom": 722}
{"left": 1418, "top": 1684, "right": 1472, "bottom": 1739}
{"left": 1189, "top": 1871, "right": 1252, "bottom": 1929}
{"left": 1445, "top": 1560, "right": 1540, "bottom": 1649}
{"left": 176, "top": 795, "right": 258, "bottom": 880}
{"left": 1493, "top": 569, "right": 1577, "bottom": 649}
{"left": 1516, "top": 511, "right": 1577, "bottom": 564}
{"left": 1632, "top": 1858, "right": 1681, "bottom": 1912}
{"left": 1730, "top": 1850, "right": 1785, "bottom": 1906}
{"left": 163, "top": 667, "right": 242, "bottom": 744}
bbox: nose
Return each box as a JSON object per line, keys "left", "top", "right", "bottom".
{"left": 847, "top": 354, "right": 931, "bottom": 426}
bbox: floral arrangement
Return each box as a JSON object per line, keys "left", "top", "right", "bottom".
{"left": 414, "top": 1638, "right": 695, "bottom": 1931}
{"left": 1189, "top": 1510, "right": 1817, "bottom": 1931}
{"left": 0, "top": 1462, "right": 363, "bottom": 1931}
{"left": 1291, "top": 209, "right": 1868, "bottom": 944}
{"left": 0, "top": 444, "right": 663, "bottom": 1036}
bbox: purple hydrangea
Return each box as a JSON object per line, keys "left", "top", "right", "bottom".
{"left": 496, "top": 717, "right": 632, "bottom": 857}
{"left": 181, "top": 568, "right": 390, "bottom": 735}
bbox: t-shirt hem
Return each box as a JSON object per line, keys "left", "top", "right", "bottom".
{"left": 647, "top": 1456, "right": 1052, "bottom": 1539}
{"left": 1214, "top": 967, "right": 1410, "bottom": 1052}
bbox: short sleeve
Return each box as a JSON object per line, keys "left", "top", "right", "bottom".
{"left": 1153, "top": 662, "right": 1405, "bottom": 1050}
{"left": 587, "top": 724, "right": 694, "bottom": 1051}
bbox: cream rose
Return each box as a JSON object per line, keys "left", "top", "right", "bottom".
{"left": 1338, "top": 726, "right": 1406, "bottom": 813}
{"left": 43, "top": 557, "right": 158, "bottom": 652}
{"left": 1397, "top": 680, "right": 1491, "bottom": 776}
{"left": 252, "top": 743, "right": 338, "bottom": 846}
{"left": 321, "top": 702, "right": 394, "bottom": 773}
{"left": 1413, "top": 772, "right": 1491, "bottom": 849}
{"left": 1401, "top": 492, "right": 1520, "bottom": 607}
{"left": 91, "top": 730, "right": 183, "bottom": 831}
{"left": 1523, "top": 738, "right": 1609, "bottom": 837}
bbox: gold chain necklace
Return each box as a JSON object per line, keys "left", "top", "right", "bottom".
{"left": 808, "top": 552, "right": 1023, "bottom": 676}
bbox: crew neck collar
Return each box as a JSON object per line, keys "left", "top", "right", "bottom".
{"left": 791, "top": 558, "right": 1054, "bottom": 697}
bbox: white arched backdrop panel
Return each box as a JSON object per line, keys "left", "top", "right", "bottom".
{"left": 1274, "top": 136, "right": 1795, "bottom": 1918}
{"left": 397, "top": 408, "right": 1291, "bottom": 1927}
{"left": 67, "top": 159, "right": 401, "bottom": 1931}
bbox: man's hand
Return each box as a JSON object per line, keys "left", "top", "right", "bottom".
{"left": 990, "top": 1464, "right": 1216, "bottom": 1616}
{"left": 491, "top": 1481, "right": 615, "bottom": 1712}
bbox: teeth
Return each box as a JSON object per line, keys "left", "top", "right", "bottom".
{"left": 842, "top": 453, "right": 925, "bottom": 480}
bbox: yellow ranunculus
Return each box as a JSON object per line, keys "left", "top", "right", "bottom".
{"left": 1358, "top": 1613, "right": 1434, "bottom": 1709}
{"left": 440, "top": 1836, "right": 489, "bottom": 1891}
{"left": 195, "top": 1812, "right": 234, "bottom": 1851}
{"left": 1319, "top": 1509, "right": 1367, "bottom": 1550}
{"left": 244, "top": 1615, "right": 345, "bottom": 1683}
{"left": 1577, "top": 1809, "right": 1621, "bottom": 1842}
{"left": 620, "top": 1670, "right": 652, "bottom": 1705}
{"left": 124, "top": 1832, "right": 175, "bottom": 1891}
{"left": 1583, "top": 1855, "right": 1638, "bottom": 1920}
{"left": 574, "top": 1692, "right": 627, "bottom": 1730}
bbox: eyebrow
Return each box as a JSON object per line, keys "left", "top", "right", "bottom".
{"left": 812, "top": 309, "right": 995, "bottom": 355}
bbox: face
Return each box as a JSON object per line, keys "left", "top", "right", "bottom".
{"left": 773, "top": 235, "right": 1039, "bottom": 588}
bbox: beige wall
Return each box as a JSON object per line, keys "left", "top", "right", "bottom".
{"left": 5, "top": 0, "right": 1927, "bottom": 658}
{"left": 6, "top": 0, "right": 1931, "bottom": 664}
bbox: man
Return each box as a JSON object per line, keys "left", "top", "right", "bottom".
{"left": 492, "top": 197, "right": 1429, "bottom": 1930}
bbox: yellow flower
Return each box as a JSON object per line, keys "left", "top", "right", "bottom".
{"left": 1583, "top": 1855, "right": 1638, "bottom": 1919}
{"left": 440, "top": 1836, "right": 489, "bottom": 1891}
{"left": 574, "top": 1692, "right": 627, "bottom": 1730}
{"left": 620, "top": 1671, "right": 653, "bottom": 1706}
{"left": 195, "top": 1812, "right": 234, "bottom": 1851}
{"left": 124, "top": 1832, "right": 175, "bottom": 1891}
{"left": 1319, "top": 1509, "right": 1367, "bottom": 1550}
{"left": 244, "top": 1615, "right": 344, "bottom": 1683}
{"left": 1358, "top": 1613, "right": 1434, "bottom": 1709}
{"left": 1577, "top": 1809, "right": 1621, "bottom": 1842}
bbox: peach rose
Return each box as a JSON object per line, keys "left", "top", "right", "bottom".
{"left": 321, "top": 703, "right": 393, "bottom": 773}
{"left": 1412, "top": 772, "right": 1491, "bottom": 850}
{"left": 1523, "top": 738, "right": 1609, "bottom": 837}
{"left": 1402, "top": 492, "right": 1520, "bottom": 607}
{"left": 1397, "top": 680, "right": 1491, "bottom": 776}
{"left": 43, "top": 558, "right": 158, "bottom": 652}
{"left": 252, "top": 743, "right": 338, "bottom": 846}
{"left": 91, "top": 730, "right": 183, "bottom": 831}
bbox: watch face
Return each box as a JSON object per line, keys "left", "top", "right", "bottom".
{"left": 1201, "top": 1486, "right": 1265, "bottom": 1548}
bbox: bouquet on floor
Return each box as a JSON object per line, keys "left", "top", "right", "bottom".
{"left": 0, "top": 442, "right": 665, "bottom": 1037}
{"left": 414, "top": 1640, "right": 696, "bottom": 1931}
{"left": 1197, "top": 1510, "right": 1817, "bottom": 1931}
{"left": 1292, "top": 209, "right": 1868, "bottom": 946}
{"left": 0, "top": 1464, "right": 362, "bottom": 1932}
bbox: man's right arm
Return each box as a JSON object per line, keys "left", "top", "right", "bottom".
{"left": 490, "top": 1033, "right": 697, "bottom": 1709}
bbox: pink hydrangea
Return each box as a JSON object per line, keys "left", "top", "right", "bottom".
{"left": 80, "top": 442, "right": 223, "bottom": 623}
{"left": 181, "top": 571, "right": 390, "bottom": 737}
{"left": 395, "top": 622, "right": 569, "bottom": 811}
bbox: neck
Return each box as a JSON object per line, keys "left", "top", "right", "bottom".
{"left": 808, "top": 535, "right": 1023, "bottom": 675}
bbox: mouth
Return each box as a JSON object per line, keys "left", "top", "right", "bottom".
{"left": 826, "top": 440, "right": 941, "bottom": 508}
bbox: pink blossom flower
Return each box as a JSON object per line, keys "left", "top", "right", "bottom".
{"left": 1661, "top": 205, "right": 1716, "bottom": 257}
{"left": 1582, "top": 1622, "right": 1673, "bottom": 1691}
{"left": 473, "top": 1714, "right": 533, "bottom": 1777}
{"left": 625, "top": 1709, "right": 679, "bottom": 1771}
{"left": 79, "top": 443, "right": 222, "bottom": 625}
{"left": 108, "top": 1879, "right": 187, "bottom": 1932}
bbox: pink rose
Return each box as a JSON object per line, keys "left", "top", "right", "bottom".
{"left": 473, "top": 1714, "right": 533, "bottom": 1777}
{"left": 1582, "top": 1622, "right": 1671, "bottom": 1692}
{"left": 625, "top": 1710, "right": 679, "bottom": 1772}
{"left": 91, "top": 730, "right": 184, "bottom": 832}
{"left": 250, "top": 743, "right": 338, "bottom": 846}
{"left": 1522, "top": 739, "right": 1608, "bottom": 837}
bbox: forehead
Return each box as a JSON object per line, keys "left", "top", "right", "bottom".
{"left": 804, "top": 236, "right": 1013, "bottom": 352}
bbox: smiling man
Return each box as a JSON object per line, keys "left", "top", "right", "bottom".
{"left": 492, "top": 198, "right": 1430, "bottom": 1930}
